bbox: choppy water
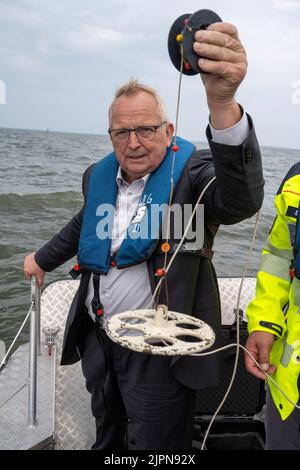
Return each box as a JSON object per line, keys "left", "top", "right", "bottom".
{"left": 0, "top": 127, "right": 300, "bottom": 349}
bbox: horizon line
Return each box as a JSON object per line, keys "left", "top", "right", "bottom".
{"left": 0, "top": 125, "right": 299, "bottom": 152}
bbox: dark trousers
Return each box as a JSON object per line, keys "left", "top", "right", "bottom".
{"left": 81, "top": 316, "right": 195, "bottom": 450}
{"left": 265, "top": 387, "right": 300, "bottom": 450}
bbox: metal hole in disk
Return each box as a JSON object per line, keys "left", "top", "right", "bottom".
{"left": 116, "top": 328, "right": 144, "bottom": 337}
{"left": 144, "top": 337, "right": 173, "bottom": 347}
{"left": 176, "top": 335, "right": 203, "bottom": 343}
{"left": 176, "top": 322, "right": 200, "bottom": 330}
{"left": 121, "top": 317, "right": 146, "bottom": 325}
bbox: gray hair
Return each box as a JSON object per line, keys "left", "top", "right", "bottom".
{"left": 108, "top": 79, "right": 169, "bottom": 126}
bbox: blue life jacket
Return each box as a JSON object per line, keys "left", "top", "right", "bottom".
{"left": 78, "top": 136, "right": 196, "bottom": 274}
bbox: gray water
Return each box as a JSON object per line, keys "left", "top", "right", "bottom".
{"left": 1, "top": 127, "right": 300, "bottom": 348}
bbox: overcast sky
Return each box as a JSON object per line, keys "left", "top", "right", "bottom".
{"left": 0, "top": 0, "right": 300, "bottom": 148}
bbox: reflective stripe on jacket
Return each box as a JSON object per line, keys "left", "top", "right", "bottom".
{"left": 247, "top": 164, "right": 300, "bottom": 420}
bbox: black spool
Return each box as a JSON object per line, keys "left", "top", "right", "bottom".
{"left": 168, "top": 9, "right": 222, "bottom": 75}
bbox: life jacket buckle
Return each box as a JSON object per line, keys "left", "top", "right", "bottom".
{"left": 110, "top": 253, "right": 117, "bottom": 267}
{"left": 69, "top": 263, "right": 82, "bottom": 279}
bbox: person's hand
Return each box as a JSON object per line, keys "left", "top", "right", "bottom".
{"left": 193, "top": 22, "right": 247, "bottom": 129}
{"left": 244, "top": 331, "right": 277, "bottom": 380}
{"left": 24, "top": 252, "right": 45, "bottom": 287}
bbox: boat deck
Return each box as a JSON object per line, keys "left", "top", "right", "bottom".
{"left": 0, "top": 277, "right": 258, "bottom": 450}
{"left": 0, "top": 342, "right": 55, "bottom": 450}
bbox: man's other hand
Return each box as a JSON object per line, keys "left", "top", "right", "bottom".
{"left": 245, "top": 331, "right": 277, "bottom": 380}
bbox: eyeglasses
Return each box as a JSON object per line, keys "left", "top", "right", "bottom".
{"left": 108, "top": 121, "right": 167, "bottom": 143}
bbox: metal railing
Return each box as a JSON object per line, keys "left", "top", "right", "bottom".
{"left": 0, "top": 277, "right": 41, "bottom": 428}
{"left": 27, "top": 277, "right": 41, "bottom": 427}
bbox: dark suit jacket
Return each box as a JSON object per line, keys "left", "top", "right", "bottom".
{"left": 35, "top": 117, "right": 264, "bottom": 389}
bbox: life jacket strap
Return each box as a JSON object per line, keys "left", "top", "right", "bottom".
{"left": 91, "top": 273, "right": 104, "bottom": 328}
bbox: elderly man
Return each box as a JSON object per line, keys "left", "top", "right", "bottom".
{"left": 24, "top": 22, "right": 264, "bottom": 449}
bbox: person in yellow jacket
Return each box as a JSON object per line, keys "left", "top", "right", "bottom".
{"left": 245, "top": 163, "right": 300, "bottom": 450}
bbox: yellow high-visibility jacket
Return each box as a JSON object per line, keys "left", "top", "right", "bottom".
{"left": 247, "top": 163, "right": 300, "bottom": 420}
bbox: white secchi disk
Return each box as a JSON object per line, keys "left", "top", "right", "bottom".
{"left": 105, "top": 305, "right": 215, "bottom": 356}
